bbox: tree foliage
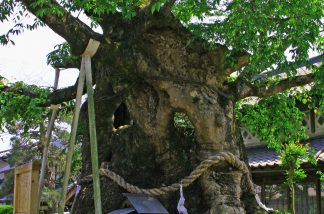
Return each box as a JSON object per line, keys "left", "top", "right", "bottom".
{"left": 236, "top": 91, "right": 307, "bottom": 151}
{"left": 46, "top": 42, "right": 80, "bottom": 68}
{"left": 0, "top": 79, "right": 49, "bottom": 134}
{"left": 1, "top": 0, "right": 322, "bottom": 71}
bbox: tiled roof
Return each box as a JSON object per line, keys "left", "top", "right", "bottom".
{"left": 0, "top": 149, "right": 11, "bottom": 159}
{"left": 252, "top": 55, "right": 322, "bottom": 81}
{"left": 247, "top": 138, "right": 324, "bottom": 169}
{"left": 0, "top": 165, "right": 14, "bottom": 174}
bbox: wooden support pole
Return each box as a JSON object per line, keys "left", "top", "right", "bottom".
{"left": 54, "top": 69, "right": 60, "bottom": 89}
{"left": 59, "top": 60, "right": 86, "bottom": 214}
{"left": 59, "top": 39, "right": 101, "bottom": 214}
{"left": 85, "top": 54, "right": 102, "bottom": 214}
{"left": 38, "top": 69, "right": 60, "bottom": 211}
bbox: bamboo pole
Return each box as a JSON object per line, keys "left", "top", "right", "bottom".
{"left": 59, "top": 60, "right": 86, "bottom": 213}
{"left": 38, "top": 69, "right": 60, "bottom": 211}
{"left": 85, "top": 55, "right": 102, "bottom": 214}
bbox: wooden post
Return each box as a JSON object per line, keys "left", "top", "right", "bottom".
{"left": 316, "top": 178, "right": 321, "bottom": 214}
{"left": 59, "top": 58, "right": 86, "bottom": 214}
{"left": 59, "top": 39, "right": 101, "bottom": 214}
{"left": 13, "top": 160, "right": 41, "bottom": 214}
{"left": 38, "top": 69, "right": 60, "bottom": 207}
{"left": 85, "top": 54, "right": 102, "bottom": 214}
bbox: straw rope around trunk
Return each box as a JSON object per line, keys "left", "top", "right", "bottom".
{"left": 82, "top": 152, "right": 254, "bottom": 196}
{"left": 80, "top": 151, "right": 273, "bottom": 212}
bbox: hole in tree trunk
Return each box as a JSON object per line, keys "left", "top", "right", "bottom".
{"left": 171, "top": 112, "right": 197, "bottom": 159}
{"left": 169, "top": 111, "right": 198, "bottom": 180}
{"left": 113, "top": 103, "right": 131, "bottom": 129}
{"left": 173, "top": 111, "right": 194, "bottom": 136}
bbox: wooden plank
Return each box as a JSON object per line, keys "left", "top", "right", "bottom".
{"left": 13, "top": 160, "right": 41, "bottom": 214}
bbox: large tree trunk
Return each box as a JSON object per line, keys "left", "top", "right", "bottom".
{"left": 72, "top": 14, "right": 256, "bottom": 214}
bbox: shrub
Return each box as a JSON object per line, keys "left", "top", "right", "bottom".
{"left": 0, "top": 205, "right": 13, "bottom": 214}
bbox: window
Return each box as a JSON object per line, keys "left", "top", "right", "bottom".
{"left": 295, "top": 183, "right": 317, "bottom": 213}
{"left": 261, "top": 181, "right": 321, "bottom": 214}
{"left": 264, "top": 184, "right": 288, "bottom": 211}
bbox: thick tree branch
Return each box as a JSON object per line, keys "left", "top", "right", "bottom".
{"left": 51, "top": 59, "right": 81, "bottom": 70}
{"left": 47, "top": 83, "right": 81, "bottom": 105}
{"left": 236, "top": 52, "right": 250, "bottom": 69}
{"left": 1, "top": 79, "right": 87, "bottom": 106}
{"left": 139, "top": 0, "right": 176, "bottom": 17}
{"left": 161, "top": 0, "right": 176, "bottom": 15}
{"left": 19, "top": 0, "right": 103, "bottom": 55}
{"left": 220, "top": 51, "right": 250, "bottom": 83}
{"left": 47, "top": 71, "right": 96, "bottom": 105}
{"left": 234, "top": 73, "right": 314, "bottom": 100}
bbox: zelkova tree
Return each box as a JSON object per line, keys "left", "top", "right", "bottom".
{"left": 0, "top": 0, "right": 323, "bottom": 213}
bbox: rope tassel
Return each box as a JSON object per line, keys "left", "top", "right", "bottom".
{"left": 177, "top": 185, "right": 188, "bottom": 214}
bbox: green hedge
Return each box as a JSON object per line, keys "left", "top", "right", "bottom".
{"left": 0, "top": 205, "right": 13, "bottom": 214}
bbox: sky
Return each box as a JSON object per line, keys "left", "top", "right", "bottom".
{"left": 0, "top": 22, "right": 79, "bottom": 87}
{"left": 0, "top": 21, "right": 80, "bottom": 151}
